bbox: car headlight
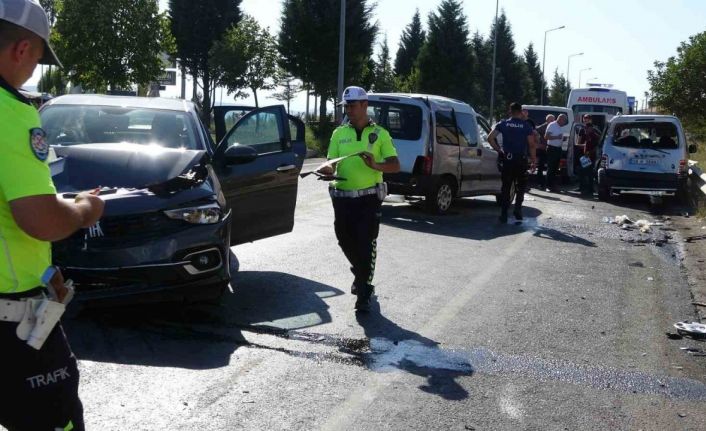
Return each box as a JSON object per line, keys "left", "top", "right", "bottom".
{"left": 164, "top": 203, "right": 222, "bottom": 224}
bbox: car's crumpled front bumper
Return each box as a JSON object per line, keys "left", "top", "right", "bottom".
{"left": 53, "top": 211, "right": 231, "bottom": 302}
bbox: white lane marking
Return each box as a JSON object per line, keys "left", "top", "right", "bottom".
{"left": 320, "top": 229, "right": 535, "bottom": 431}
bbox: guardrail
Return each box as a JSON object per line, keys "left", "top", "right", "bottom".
{"left": 689, "top": 160, "right": 706, "bottom": 197}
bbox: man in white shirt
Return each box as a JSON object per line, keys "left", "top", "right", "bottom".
{"left": 544, "top": 114, "right": 568, "bottom": 192}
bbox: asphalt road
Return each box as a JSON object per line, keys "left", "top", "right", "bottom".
{"left": 54, "top": 161, "right": 706, "bottom": 430}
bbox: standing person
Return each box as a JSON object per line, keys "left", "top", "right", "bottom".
{"left": 0, "top": 1, "right": 104, "bottom": 430}
{"left": 488, "top": 102, "right": 537, "bottom": 223}
{"left": 534, "top": 114, "right": 555, "bottom": 189}
{"left": 544, "top": 114, "right": 568, "bottom": 192}
{"left": 577, "top": 118, "right": 600, "bottom": 196}
{"left": 318, "top": 86, "right": 400, "bottom": 312}
{"left": 573, "top": 114, "right": 592, "bottom": 173}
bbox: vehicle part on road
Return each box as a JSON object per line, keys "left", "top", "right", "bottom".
{"left": 674, "top": 321, "right": 706, "bottom": 338}
{"left": 666, "top": 332, "right": 684, "bottom": 340}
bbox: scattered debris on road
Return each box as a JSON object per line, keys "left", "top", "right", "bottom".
{"left": 674, "top": 321, "right": 706, "bottom": 338}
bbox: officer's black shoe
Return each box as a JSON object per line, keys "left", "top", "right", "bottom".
{"left": 513, "top": 208, "right": 523, "bottom": 221}
{"left": 354, "top": 285, "right": 374, "bottom": 312}
{"left": 355, "top": 295, "right": 371, "bottom": 312}
{"left": 499, "top": 212, "right": 508, "bottom": 224}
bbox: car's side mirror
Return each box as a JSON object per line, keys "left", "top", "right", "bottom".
{"left": 688, "top": 144, "right": 697, "bottom": 154}
{"left": 224, "top": 145, "right": 258, "bottom": 165}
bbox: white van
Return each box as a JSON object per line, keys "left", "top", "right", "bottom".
{"left": 366, "top": 93, "right": 502, "bottom": 213}
{"left": 596, "top": 115, "right": 697, "bottom": 201}
{"left": 523, "top": 105, "right": 575, "bottom": 177}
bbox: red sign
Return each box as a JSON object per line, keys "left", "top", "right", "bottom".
{"left": 577, "top": 96, "right": 618, "bottom": 105}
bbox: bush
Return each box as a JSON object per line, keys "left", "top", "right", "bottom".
{"left": 305, "top": 119, "right": 337, "bottom": 156}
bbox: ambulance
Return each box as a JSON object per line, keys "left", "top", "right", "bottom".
{"left": 567, "top": 84, "right": 629, "bottom": 132}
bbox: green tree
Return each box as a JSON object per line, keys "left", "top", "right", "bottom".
{"left": 394, "top": 9, "right": 425, "bottom": 78}
{"left": 54, "top": 0, "right": 166, "bottom": 92}
{"left": 272, "top": 73, "right": 302, "bottom": 114}
{"left": 372, "top": 36, "right": 395, "bottom": 92}
{"left": 471, "top": 31, "right": 491, "bottom": 114}
{"left": 648, "top": 31, "right": 706, "bottom": 139}
{"left": 524, "top": 43, "right": 546, "bottom": 105}
{"left": 37, "top": 67, "right": 67, "bottom": 95}
{"left": 212, "top": 16, "right": 278, "bottom": 108}
{"left": 278, "top": 0, "right": 378, "bottom": 119}
{"left": 169, "top": 0, "right": 242, "bottom": 126}
{"left": 417, "top": 0, "right": 475, "bottom": 103}
{"left": 39, "top": 0, "right": 59, "bottom": 26}
{"left": 548, "top": 69, "right": 570, "bottom": 107}
{"left": 485, "top": 11, "right": 531, "bottom": 118}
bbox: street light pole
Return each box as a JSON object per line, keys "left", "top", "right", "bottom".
{"left": 336, "top": 0, "right": 346, "bottom": 122}
{"left": 578, "top": 67, "right": 592, "bottom": 89}
{"left": 488, "top": 0, "right": 499, "bottom": 122}
{"left": 540, "top": 25, "right": 565, "bottom": 105}
{"left": 566, "top": 52, "right": 584, "bottom": 103}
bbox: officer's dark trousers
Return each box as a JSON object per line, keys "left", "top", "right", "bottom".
{"left": 546, "top": 145, "right": 562, "bottom": 189}
{"left": 0, "top": 292, "right": 84, "bottom": 431}
{"left": 500, "top": 157, "right": 528, "bottom": 215}
{"left": 332, "top": 194, "right": 381, "bottom": 297}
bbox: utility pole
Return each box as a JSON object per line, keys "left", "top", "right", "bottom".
{"left": 488, "top": 0, "right": 499, "bottom": 121}
{"left": 540, "top": 25, "right": 565, "bottom": 105}
{"left": 336, "top": 0, "right": 346, "bottom": 122}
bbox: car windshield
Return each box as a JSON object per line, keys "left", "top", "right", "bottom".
{"left": 366, "top": 101, "right": 423, "bottom": 141}
{"left": 40, "top": 105, "right": 202, "bottom": 150}
{"left": 611, "top": 122, "right": 679, "bottom": 149}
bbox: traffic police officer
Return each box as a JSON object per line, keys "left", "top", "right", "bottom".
{"left": 318, "top": 86, "right": 400, "bottom": 312}
{"left": 488, "top": 102, "right": 537, "bottom": 223}
{"left": 0, "top": 1, "right": 104, "bottom": 429}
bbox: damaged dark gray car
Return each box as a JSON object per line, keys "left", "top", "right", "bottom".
{"left": 40, "top": 95, "right": 305, "bottom": 303}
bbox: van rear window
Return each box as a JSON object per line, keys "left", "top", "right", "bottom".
{"left": 612, "top": 122, "right": 679, "bottom": 149}
{"left": 367, "top": 102, "right": 422, "bottom": 141}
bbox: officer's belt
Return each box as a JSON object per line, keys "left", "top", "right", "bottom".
{"left": 0, "top": 297, "right": 41, "bottom": 322}
{"left": 329, "top": 186, "right": 378, "bottom": 198}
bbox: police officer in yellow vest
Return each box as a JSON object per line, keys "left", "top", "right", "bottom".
{"left": 318, "top": 86, "right": 400, "bottom": 312}
{"left": 0, "top": 1, "right": 104, "bottom": 429}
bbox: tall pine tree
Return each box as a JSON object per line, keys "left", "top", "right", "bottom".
{"left": 471, "top": 31, "right": 490, "bottom": 113}
{"left": 549, "top": 69, "right": 570, "bottom": 106}
{"left": 485, "top": 12, "right": 532, "bottom": 118}
{"left": 373, "top": 36, "right": 396, "bottom": 92}
{"left": 524, "top": 43, "right": 546, "bottom": 105}
{"left": 394, "top": 9, "right": 425, "bottom": 78}
{"left": 417, "top": 0, "right": 475, "bottom": 102}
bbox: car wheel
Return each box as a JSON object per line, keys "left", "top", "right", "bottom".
{"left": 185, "top": 281, "right": 227, "bottom": 305}
{"left": 676, "top": 181, "right": 690, "bottom": 206}
{"left": 597, "top": 171, "right": 610, "bottom": 201}
{"left": 426, "top": 178, "right": 455, "bottom": 214}
{"left": 228, "top": 249, "right": 240, "bottom": 275}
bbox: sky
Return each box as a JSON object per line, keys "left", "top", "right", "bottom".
{"left": 28, "top": 0, "right": 706, "bottom": 114}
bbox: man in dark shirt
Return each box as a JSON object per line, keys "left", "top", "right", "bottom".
{"left": 534, "top": 114, "right": 555, "bottom": 189}
{"left": 488, "top": 102, "right": 537, "bottom": 223}
{"left": 577, "top": 118, "right": 600, "bottom": 196}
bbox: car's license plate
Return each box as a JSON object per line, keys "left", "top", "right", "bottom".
{"left": 629, "top": 159, "right": 657, "bottom": 165}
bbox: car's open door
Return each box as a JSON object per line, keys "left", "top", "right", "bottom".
{"left": 212, "top": 105, "right": 304, "bottom": 245}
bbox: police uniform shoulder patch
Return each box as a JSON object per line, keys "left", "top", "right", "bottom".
{"left": 29, "top": 128, "right": 49, "bottom": 161}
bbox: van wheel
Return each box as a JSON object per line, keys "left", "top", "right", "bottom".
{"left": 597, "top": 172, "right": 610, "bottom": 201}
{"left": 494, "top": 183, "right": 516, "bottom": 206}
{"left": 676, "top": 181, "right": 690, "bottom": 206}
{"left": 426, "top": 178, "right": 455, "bottom": 214}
